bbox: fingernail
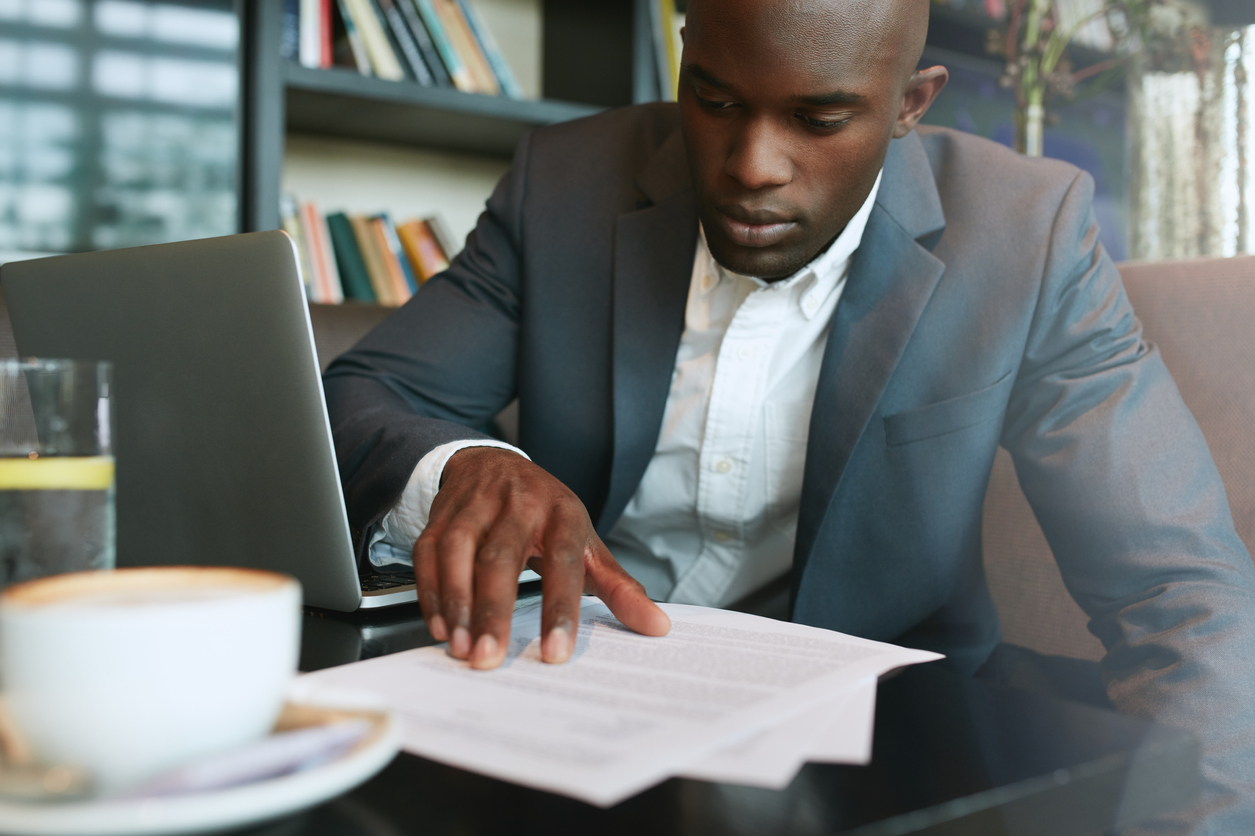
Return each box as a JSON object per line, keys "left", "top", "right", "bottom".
{"left": 470, "top": 634, "right": 500, "bottom": 668}
{"left": 428, "top": 613, "right": 448, "bottom": 641}
{"left": 542, "top": 625, "right": 572, "bottom": 663}
{"left": 450, "top": 626, "right": 471, "bottom": 658}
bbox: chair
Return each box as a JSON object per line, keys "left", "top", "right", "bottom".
{"left": 982, "top": 254, "right": 1255, "bottom": 661}
{"left": 305, "top": 303, "right": 394, "bottom": 371}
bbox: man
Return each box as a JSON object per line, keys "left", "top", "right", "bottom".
{"left": 324, "top": 0, "right": 1255, "bottom": 830}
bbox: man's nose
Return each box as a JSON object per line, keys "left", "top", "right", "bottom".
{"left": 723, "top": 118, "right": 792, "bottom": 190}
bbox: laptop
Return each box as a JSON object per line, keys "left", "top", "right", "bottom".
{"left": 1, "top": 230, "right": 432, "bottom": 611}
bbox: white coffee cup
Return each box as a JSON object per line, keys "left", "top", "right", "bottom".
{"left": 0, "top": 566, "right": 301, "bottom": 794}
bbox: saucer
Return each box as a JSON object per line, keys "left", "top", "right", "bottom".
{"left": 0, "top": 703, "right": 400, "bottom": 836}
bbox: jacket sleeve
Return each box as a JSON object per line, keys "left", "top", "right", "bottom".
{"left": 1000, "top": 171, "right": 1255, "bottom": 831}
{"left": 322, "top": 133, "right": 532, "bottom": 548}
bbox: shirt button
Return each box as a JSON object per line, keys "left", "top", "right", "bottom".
{"left": 802, "top": 296, "right": 820, "bottom": 315}
{"left": 714, "top": 458, "right": 733, "bottom": 474}
{"left": 736, "top": 346, "right": 754, "bottom": 361}
{"left": 713, "top": 530, "right": 733, "bottom": 542}
{"left": 702, "top": 273, "right": 715, "bottom": 290}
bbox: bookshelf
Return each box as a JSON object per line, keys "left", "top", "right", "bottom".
{"left": 240, "top": 0, "right": 660, "bottom": 236}
{"left": 284, "top": 64, "right": 598, "bottom": 155}
{"left": 237, "top": 1, "right": 1089, "bottom": 257}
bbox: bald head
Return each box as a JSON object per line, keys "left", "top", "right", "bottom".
{"left": 677, "top": 0, "right": 945, "bottom": 278}
{"left": 685, "top": 0, "right": 931, "bottom": 93}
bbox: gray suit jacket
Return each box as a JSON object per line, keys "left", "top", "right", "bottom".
{"left": 325, "top": 104, "right": 1255, "bottom": 828}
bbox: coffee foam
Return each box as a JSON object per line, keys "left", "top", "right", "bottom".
{"left": 45, "top": 587, "right": 254, "bottom": 610}
{"left": 2, "top": 566, "right": 293, "bottom": 609}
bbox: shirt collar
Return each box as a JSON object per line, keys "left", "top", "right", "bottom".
{"left": 698, "top": 169, "right": 884, "bottom": 320}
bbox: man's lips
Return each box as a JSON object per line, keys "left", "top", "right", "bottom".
{"left": 713, "top": 206, "right": 798, "bottom": 248}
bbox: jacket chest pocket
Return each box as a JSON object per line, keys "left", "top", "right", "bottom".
{"left": 882, "top": 369, "right": 1015, "bottom": 448}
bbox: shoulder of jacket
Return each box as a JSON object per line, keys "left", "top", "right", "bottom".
{"left": 914, "top": 124, "right": 1084, "bottom": 193}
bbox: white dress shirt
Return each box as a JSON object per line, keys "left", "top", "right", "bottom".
{"left": 370, "top": 172, "right": 882, "bottom": 607}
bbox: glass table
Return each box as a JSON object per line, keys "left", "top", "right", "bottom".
{"left": 237, "top": 603, "right": 1198, "bottom": 836}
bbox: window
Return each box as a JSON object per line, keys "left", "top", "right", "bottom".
{"left": 0, "top": 0, "right": 238, "bottom": 257}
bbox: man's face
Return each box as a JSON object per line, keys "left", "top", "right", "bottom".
{"left": 679, "top": 0, "right": 934, "bottom": 280}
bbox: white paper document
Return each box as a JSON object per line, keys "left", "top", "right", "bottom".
{"left": 681, "top": 676, "right": 879, "bottom": 789}
{"left": 293, "top": 598, "right": 940, "bottom": 806}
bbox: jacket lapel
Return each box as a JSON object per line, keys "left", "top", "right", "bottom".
{"left": 596, "top": 131, "right": 698, "bottom": 534}
{"left": 792, "top": 132, "right": 947, "bottom": 598}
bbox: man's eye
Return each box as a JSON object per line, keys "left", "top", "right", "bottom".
{"left": 696, "top": 94, "right": 738, "bottom": 111}
{"left": 798, "top": 114, "right": 849, "bottom": 130}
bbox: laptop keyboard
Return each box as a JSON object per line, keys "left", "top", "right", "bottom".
{"left": 361, "top": 570, "right": 416, "bottom": 592}
{"left": 359, "top": 569, "right": 540, "bottom": 595}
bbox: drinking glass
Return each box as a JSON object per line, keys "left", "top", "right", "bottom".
{"left": 0, "top": 359, "right": 114, "bottom": 587}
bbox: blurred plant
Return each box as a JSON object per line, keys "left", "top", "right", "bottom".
{"left": 983, "top": 0, "right": 1199, "bottom": 155}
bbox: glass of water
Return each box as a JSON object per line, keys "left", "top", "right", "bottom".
{"left": 0, "top": 359, "right": 114, "bottom": 587}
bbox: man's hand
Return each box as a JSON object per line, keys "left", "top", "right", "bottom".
{"left": 413, "top": 447, "right": 671, "bottom": 669}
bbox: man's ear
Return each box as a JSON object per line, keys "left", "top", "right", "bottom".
{"left": 892, "top": 66, "right": 949, "bottom": 138}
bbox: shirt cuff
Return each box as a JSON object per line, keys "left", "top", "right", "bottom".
{"left": 368, "top": 439, "right": 531, "bottom": 567}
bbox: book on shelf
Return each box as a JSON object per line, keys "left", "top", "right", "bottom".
{"left": 434, "top": 0, "right": 499, "bottom": 95}
{"left": 366, "top": 218, "right": 404, "bottom": 302}
{"left": 281, "top": 0, "right": 300, "bottom": 61}
{"left": 375, "top": 0, "right": 423, "bottom": 83}
{"left": 397, "top": 219, "right": 450, "bottom": 281}
{"left": 350, "top": 214, "right": 397, "bottom": 305}
{"left": 424, "top": 214, "right": 457, "bottom": 262}
{"left": 299, "top": 0, "right": 322, "bottom": 68}
{"left": 377, "top": 0, "right": 435, "bottom": 85}
{"left": 378, "top": 215, "right": 422, "bottom": 294}
{"left": 284, "top": 198, "right": 455, "bottom": 307}
{"left": 326, "top": 213, "right": 377, "bottom": 302}
{"left": 411, "top": 0, "right": 476, "bottom": 92}
{"left": 366, "top": 216, "right": 413, "bottom": 304}
{"left": 290, "top": 0, "right": 526, "bottom": 98}
{"left": 321, "top": 0, "right": 334, "bottom": 67}
{"left": 298, "top": 200, "right": 346, "bottom": 305}
{"left": 454, "top": 0, "right": 523, "bottom": 99}
{"left": 395, "top": 0, "right": 452, "bottom": 86}
{"left": 342, "top": 0, "right": 406, "bottom": 80}
{"left": 333, "top": 0, "right": 372, "bottom": 75}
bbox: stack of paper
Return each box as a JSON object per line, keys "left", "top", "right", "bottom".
{"left": 292, "top": 598, "right": 941, "bottom": 806}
